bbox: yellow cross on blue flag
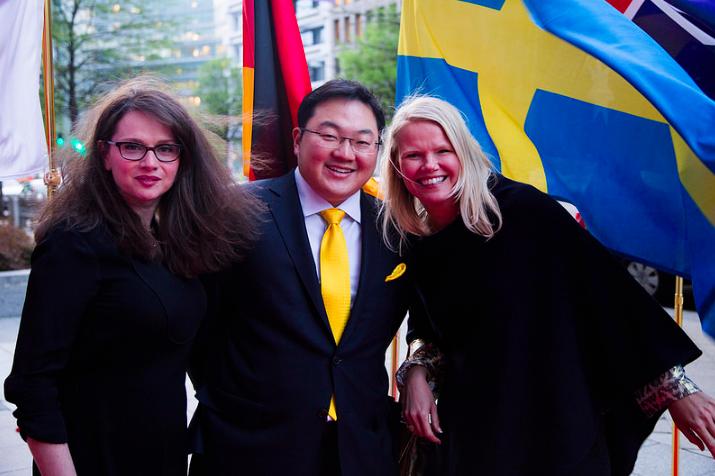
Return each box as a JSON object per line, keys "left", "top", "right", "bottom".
{"left": 397, "top": 0, "right": 715, "bottom": 338}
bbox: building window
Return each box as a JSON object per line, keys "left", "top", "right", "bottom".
{"left": 355, "top": 13, "right": 362, "bottom": 37}
{"left": 301, "top": 30, "right": 311, "bottom": 45}
{"left": 294, "top": 0, "right": 320, "bottom": 14}
{"left": 309, "top": 61, "right": 325, "bottom": 82}
{"left": 344, "top": 17, "right": 351, "bottom": 43}
{"left": 301, "top": 26, "right": 324, "bottom": 46}
{"left": 334, "top": 19, "right": 340, "bottom": 43}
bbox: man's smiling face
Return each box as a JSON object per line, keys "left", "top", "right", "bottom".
{"left": 293, "top": 98, "right": 379, "bottom": 207}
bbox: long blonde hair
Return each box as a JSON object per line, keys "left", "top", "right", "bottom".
{"left": 380, "top": 96, "right": 501, "bottom": 251}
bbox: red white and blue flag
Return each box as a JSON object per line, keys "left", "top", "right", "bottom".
{"left": 607, "top": 0, "right": 715, "bottom": 99}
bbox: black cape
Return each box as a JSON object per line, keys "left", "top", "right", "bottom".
{"left": 407, "top": 175, "right": 701, "bottom": 476}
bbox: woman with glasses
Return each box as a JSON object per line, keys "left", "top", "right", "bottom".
{"left": 5, "top": 77, "right": 261, "bottom": 475}
{"left": 380, "top": 96, "right": 715, "bottom": 475}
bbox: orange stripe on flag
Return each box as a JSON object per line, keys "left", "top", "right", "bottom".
{"left": 242, "top": 66, "right": 255, "bottom": 178}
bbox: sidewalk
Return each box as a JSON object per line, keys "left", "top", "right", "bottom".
{"left": 0, "top": 317, "right": 28, "bottom": 476}
{"left": 1, "top": 310, "right": 714, "bottom": 475}
{"left": 630, "top": 310, "right": 715, "bottom": 476}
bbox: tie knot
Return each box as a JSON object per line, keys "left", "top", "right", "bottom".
{"left": 320, "top": 208, "right": 346, "bottom": 225}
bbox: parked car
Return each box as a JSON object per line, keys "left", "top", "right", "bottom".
{"left": 621, "top": 259, "right": 695, "bottom": 310}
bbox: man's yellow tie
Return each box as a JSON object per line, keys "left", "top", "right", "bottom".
{"left": 319, "top": 208, "right": 351, "bottom": 420}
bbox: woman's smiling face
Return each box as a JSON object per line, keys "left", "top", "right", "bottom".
{"left": 396, "top": 120, "right": 461, "bottom": 227}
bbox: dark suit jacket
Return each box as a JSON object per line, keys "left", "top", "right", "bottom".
{"left": 5, "top": 224, "right": 205, "bottom": 476}
{"left": 191, "top": 172, "right": 411, "bottom": 476}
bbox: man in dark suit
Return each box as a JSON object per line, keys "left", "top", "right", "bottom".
{"left": 189, "top": 80, "right": 411, "bottom": 476}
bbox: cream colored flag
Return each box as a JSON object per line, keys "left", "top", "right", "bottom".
{"left": 0, "top": 0, "right": 47, "bottom": 180}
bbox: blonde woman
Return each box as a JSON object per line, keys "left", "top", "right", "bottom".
{"left": 381, "top": 96, "right": 715, "bottom": 475}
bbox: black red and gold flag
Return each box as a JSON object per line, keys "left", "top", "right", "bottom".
{"left": 242, "top": 0, "right": 312, "bottom": 180}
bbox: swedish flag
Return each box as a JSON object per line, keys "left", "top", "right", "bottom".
{"left": 397, "top": 0, "right": 715, "bottom": 337}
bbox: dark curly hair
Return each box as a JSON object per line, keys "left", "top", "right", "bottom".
{"left": 36, "top": 76, "right": 263, "bottom": 277}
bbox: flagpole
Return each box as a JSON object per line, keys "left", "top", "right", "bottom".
{"left": 671, "top": 276, "right": 684, "bottom": 476}
{"left": 391, "top": 331, "right": 400, "bottom": 398}
{"left": 42, "top": 0, "right": 60, "bottom": 199}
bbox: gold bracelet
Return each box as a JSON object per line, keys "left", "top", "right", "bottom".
{"left": 408, "top": 338, "right": 426, "bottom": 357}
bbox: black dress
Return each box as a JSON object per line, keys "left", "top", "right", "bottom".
{"left": 4, "top": 225, "right": 205, "bottom": 475}
{"left": 407, "top": 175, "right": 701, "bottom": 476}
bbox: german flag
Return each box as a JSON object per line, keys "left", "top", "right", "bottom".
{"left": 242, "top": 0, "right": 312, "bottom": 181}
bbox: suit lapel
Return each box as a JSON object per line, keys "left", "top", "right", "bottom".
{"left": 265, "top": 174, "right": 332, "bottom": 334}
{"left": 130, "top": 258, "right": 205, "bottom": 344}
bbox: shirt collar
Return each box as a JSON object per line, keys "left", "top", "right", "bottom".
{"left": 295, "top": 168, "right": 362, "bottom": 224}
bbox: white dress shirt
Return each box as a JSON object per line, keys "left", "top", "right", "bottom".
{"left": 295, "top": 169, "right": 362, "bottom": 304}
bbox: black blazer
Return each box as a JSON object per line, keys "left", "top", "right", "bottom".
{"left": 191, "top": 172, "right": 411, "bottom": 476}
{"left": 5, "top": 224, "right": 205, "bottom": 475}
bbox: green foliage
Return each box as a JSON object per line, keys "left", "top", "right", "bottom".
{"left": 0, "top": 224, "right": 34, "bottom": 271}
{"left": 194, "top": 58, "right": 242, "bottom": 141}
{"left": 196, "top": 58, "right": 242, "bottom": 116}
{"left": 338, "top": 5, "right": 400, "bottom": 120}
{"left": 51, "top": 0, "right": 177, "bottom": 127}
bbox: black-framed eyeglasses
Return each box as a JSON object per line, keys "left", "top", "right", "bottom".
{"left": 301, "top": 128, "right": 381, "bottom": 154}
{"left": 103, "top": 140, "right": 182, "bottom": 163}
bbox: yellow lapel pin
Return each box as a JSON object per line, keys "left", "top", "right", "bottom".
{"left": 385, "top": 263, "right": 407, "bottom": 282}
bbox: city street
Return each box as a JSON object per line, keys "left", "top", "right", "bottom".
{"left": 2, "top": 0, "right": 714, "bottom": 473}
{"left": 0, "top": 290, "right": 714, "bottom": 474}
